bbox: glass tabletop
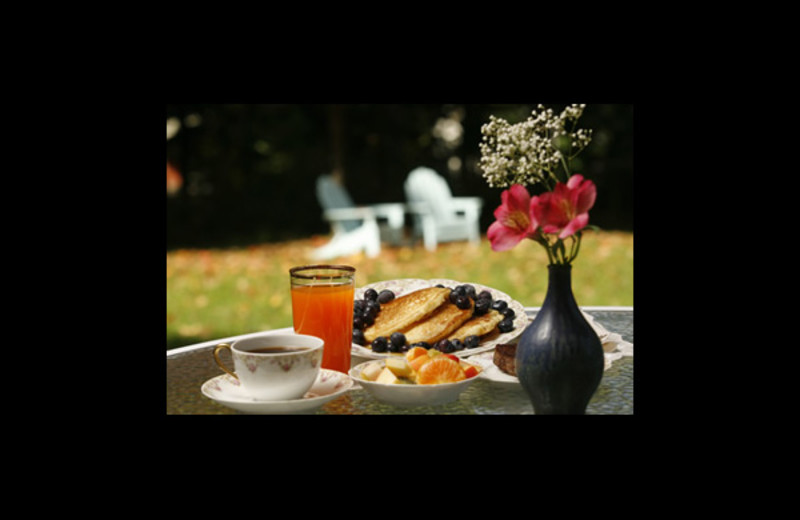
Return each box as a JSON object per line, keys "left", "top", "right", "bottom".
{"left": 166, "top": 308, "right": 633, "bottom": 415}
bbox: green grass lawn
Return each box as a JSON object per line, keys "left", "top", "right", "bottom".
{"left": 166, "top": 231, "right": 633, "bottom": 350}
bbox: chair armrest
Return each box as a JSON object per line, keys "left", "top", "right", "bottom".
{"left": 369, "top": 203, "right": 405, "bottom": 228}
{"left": 449, "top": 197, "right": 483, "bottom": 218}
{"left": 322, "top": 206, "right": 377, "bottom": 222}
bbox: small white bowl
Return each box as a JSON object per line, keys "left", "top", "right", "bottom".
{"left": 349, "top": 359, "right": 482, "bottom": 407}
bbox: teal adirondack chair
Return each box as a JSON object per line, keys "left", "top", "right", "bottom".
{"left": 313, "top": 174, "right": 404, "bottom": 259}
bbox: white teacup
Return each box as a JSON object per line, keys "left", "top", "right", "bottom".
{"left": 213, "top": 334, "right": 324, "bottom": 401}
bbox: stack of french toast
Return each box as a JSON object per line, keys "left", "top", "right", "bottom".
{"left": 353, "top": 285, "right": 515, "bottom": 354}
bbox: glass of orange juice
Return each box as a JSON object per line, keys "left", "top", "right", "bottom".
{"left": 289, "top": 265, "right": 355, "bottom": 373}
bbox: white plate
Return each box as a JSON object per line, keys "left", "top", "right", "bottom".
{"left": 468, "top": 352, "right": 520, "bottom": 384}
{"left": 201, "top": 369, "right": 353, "bottom": 414}
{"left": 352, "top": 278, "right": 527, "bottom": 359}
{"left": 469, "top": 311, "right": 635, "bottom": 384}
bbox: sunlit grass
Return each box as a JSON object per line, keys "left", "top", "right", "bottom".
{"left": 166, "top": 231, "right": 633, "bottom": 350}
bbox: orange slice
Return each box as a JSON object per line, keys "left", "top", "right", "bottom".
{"left": 409, "top": 355, "right": 431, "bottom": 373}
{"left": 405, "top": 346, "right": 429, "bottom": 363}
{"left": 416, "top": 357, "right": 466, "bottom": 385}
{"left": 406, "top": 346, "right": 433, "bottom": 372}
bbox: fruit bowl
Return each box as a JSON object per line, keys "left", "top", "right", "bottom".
{"left": 349, "top": 358, "right": 482, "bottom": 407}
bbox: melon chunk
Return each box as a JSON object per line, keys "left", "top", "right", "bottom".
{"left": 385, "top": 357, "right": 414, "bottom": 378}
{"left": 375, "top": 367, "right": 400, "bottom": 384}
{"left": 360, "top": 362, "right": 384, "bottom": 381}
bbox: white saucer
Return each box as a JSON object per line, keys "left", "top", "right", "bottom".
{"left": 201, "top": 369, "right": 353, "bottom": 414}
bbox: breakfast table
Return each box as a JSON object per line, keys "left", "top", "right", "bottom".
{"left": 166, "top": 306, "right": 633, "bottom": 415}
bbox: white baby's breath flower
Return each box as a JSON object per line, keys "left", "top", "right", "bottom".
{"left": 479, "top": 104, "right": 593, "bottom": 189}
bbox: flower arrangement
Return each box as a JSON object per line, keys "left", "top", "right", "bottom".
{"left": 480, "top": 104, "right": 597, "bottom": 265}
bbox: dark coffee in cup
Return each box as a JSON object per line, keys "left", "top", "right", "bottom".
{"left": 247, "top": 346, "right": 309, "bottom": 354}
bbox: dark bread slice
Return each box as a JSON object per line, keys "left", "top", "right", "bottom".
{"left": 493, "top": 343, "right": 517, "bottom": 376}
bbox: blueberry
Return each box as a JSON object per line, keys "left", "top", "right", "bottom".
{"left": 362, "top": 311, "right": 375, "bottom": 326}
{"left": 491, "top": 300, "right": 508, "bottom": 312}
{"left": 462, "top": 285, "right": 476, "bottom": 300}
{"left": 435, "top": 339, "right": 455, "bottom": 353}
{"left": 455, "top": 295, "right": 471, "bottom": 310}
{"left": 411, "top": 342, "right": 432, "bottom": 350}
{"left": 498, "top": 317, "right": 514, "bottom": 333}
{"left": 371, "top": 336, "right": 388, "bottom": 352}
{"left": 476, "top": 290, "right": 492, "bottom": 302}
{"left": 353, "top": 315, "right": 365, "bottom": 330}
{"left": 354, "top": 299, "right": 366, "bottom": 314}
{"left": 377, "top": 290, "right": 395, "bottom": 304}
{"left": 364, "top": 288, "right": 378, "bottom": 301}
{"left": 502, "top": 307, "right": 516, "bottom": 319}
{"left": 464, "top": 335, "right": 480, "bottom": 349}
{"left": 451, "top": 339, "right": 465, "bottom": 351}
{"left": 353, "top": 329, "right": 366, "bottom": 345}
{"left": 390, "top": 332, "right": 406, "bottom": 349}
{"left": 449, "top": 285, "right": 466, "bottom": 303}
{"left": 364, "top": 302, "right": 380, "bottom": 320}
{"left": 474, "top": 298, "right": 491, "bottom": 316}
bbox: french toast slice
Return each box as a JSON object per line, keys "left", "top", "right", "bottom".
{"left": 403, "top": 299, "right": 474, "bottom": 345}
{"left": 447, "top": 309, "right": 504, "bottom": 342}
{"left": 362, "top": 287, "right": 450, "bottom": 343}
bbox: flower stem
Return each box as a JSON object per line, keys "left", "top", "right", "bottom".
{"left": 543, "top": 240, "right": 555, "bottom": 265}
{"left": 541, "top": 174, "right": 554, "bottom": 191}
{"left": 537, "top": 235, "right": 555, "bottom": 265}
{"left": 569, "top": 233, "right": 582, "bottom": 263}
{"left": 559, "top": 155, "right": 571, "bottom": 182}
{"left": 568, "top": 235, "right": 576, "bottom": 262}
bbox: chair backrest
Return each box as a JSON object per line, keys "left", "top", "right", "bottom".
{"left": 404, "top": 167, "right": 454, "bottom": 222}
{"left": 317, "top": 174, "right": 354, "bottom": 209}
{"left": 316, "top": 174, "right": 360, "bottom": 232}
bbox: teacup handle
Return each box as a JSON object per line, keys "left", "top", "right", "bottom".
{"left": 213, "top": 343, "right": 238, "bottom": 379}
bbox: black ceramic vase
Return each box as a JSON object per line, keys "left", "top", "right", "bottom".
{"left": 515, "top": 264, "right": 604, "bottom": 414}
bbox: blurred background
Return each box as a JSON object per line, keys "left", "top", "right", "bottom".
{"left": 166, "top": 104, "right": 633, "bottom": 350}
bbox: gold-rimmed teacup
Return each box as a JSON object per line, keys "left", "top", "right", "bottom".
{"left": 213, "top": 334, "right": 324, "bottom": 401}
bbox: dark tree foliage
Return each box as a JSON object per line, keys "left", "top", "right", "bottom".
{"left": 166, "top": 104, "right": 632, "bottom": 249}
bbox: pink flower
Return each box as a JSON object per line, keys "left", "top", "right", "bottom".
{"left": 531, "top": 174, "right": 596, "bottom": 239}
{"left": 487, "top": 184, "right": 538, "bottom": 251}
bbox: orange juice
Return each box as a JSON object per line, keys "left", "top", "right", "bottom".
{"left": 290, "top": 266, "right": 355, "bottom": 373}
